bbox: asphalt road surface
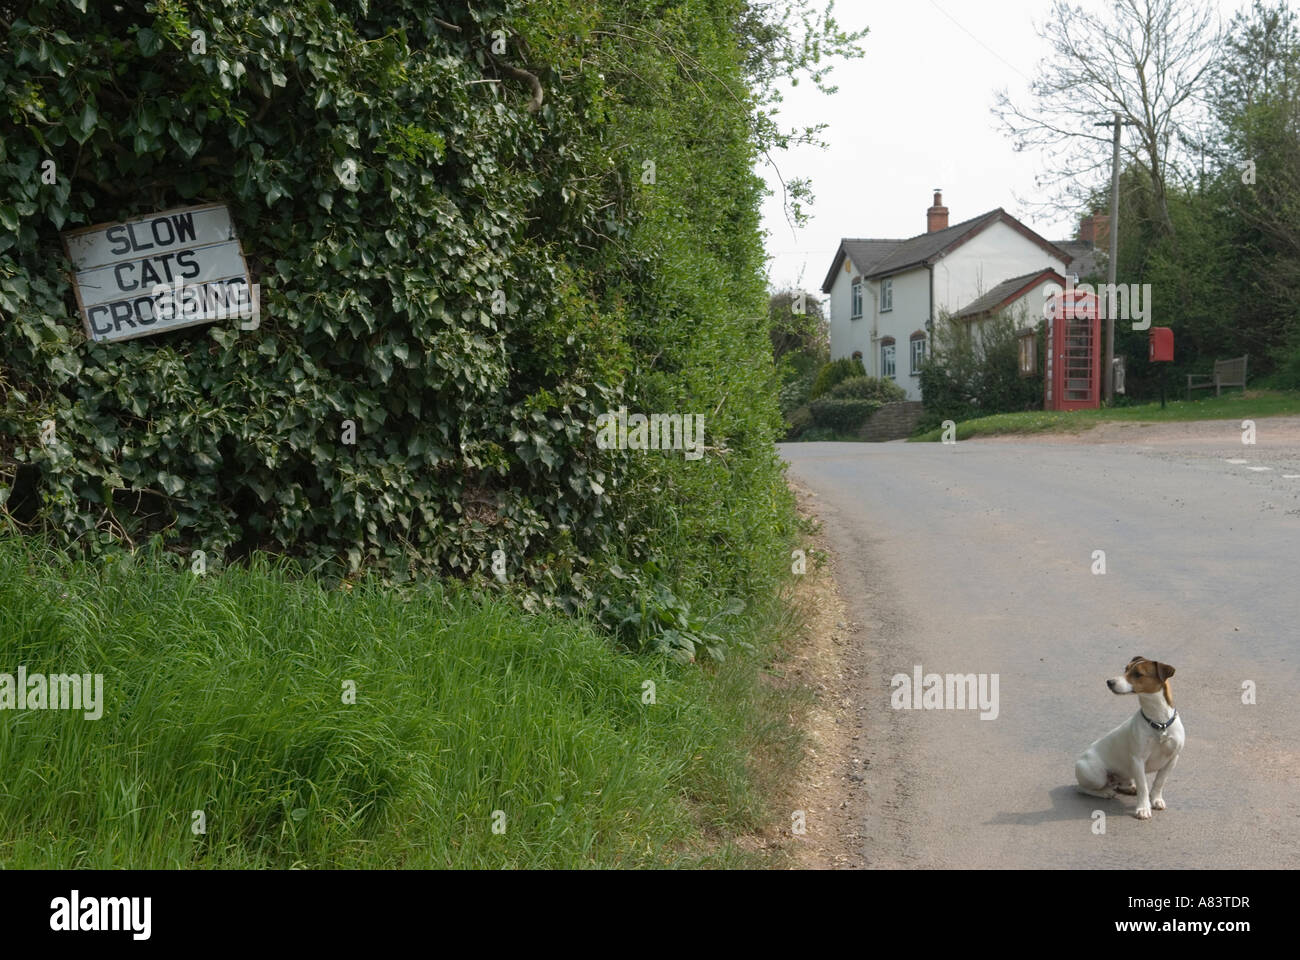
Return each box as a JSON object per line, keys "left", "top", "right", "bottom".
{"left": 781, "top": 420, "right": 1300, "bottom": 868}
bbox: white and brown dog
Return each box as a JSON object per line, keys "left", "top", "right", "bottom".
{"left": 1075, "top": 656, "right": 1184, "bottom": 819}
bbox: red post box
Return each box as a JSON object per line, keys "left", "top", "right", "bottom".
{"left": 1149, "top": 327, "right": 1174, "bottom": 362}
{"left": 1149, "top": 327, "right": 1174, "bottom": 409}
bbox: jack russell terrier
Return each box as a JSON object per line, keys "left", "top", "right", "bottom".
{"left": 1075, "top": 656, "right": 1184, "bottom": 819}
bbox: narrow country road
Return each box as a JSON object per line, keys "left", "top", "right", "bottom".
{"left": 780, "top": 420, "right": 1300, "bottom": 868}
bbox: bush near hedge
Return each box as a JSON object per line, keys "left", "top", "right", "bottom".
{"left": 826, "top": 375, "right": 907, "bottom": 403}
{"left": 788, "top": 369, "right": 902, "bottom": 439}
{"left": 783, "top": 403, "right": 813, "bottom": 440}
{"left": 808, "top": 356, "right": 865, "bottom": 400}
{"left": 778, "top": 371, "right": 815, "bottom": 416}
{"left": 807, "top": 397, "right": 881, "bottom": 433}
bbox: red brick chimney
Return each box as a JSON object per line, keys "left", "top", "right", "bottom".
{"left": 1078, "top": 210, "right": 1109, "bottom": 247}
{"left": 1078, "top": 213, "right": 1095, "bottom": 244}
{"left": 927, "top": 189, "right": 949, "bottom": 233}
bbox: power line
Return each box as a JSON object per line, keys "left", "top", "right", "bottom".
{"left": 928, "top": 0, "right": 1034, "bottom": 84}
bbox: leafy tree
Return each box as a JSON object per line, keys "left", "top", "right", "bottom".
{"left": 1105, "top": 1, "right": 1300, "bottom": 392}
{"left": 1203, "top": 0, "right": 1300, "bottom": 342}
{"left": 768, "top": 288, "right": 828, "bottom": 365}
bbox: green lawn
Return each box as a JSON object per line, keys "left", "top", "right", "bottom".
{"left": 0, "top": 535, "right": 802, "bottom": 868}
{"left": 909, "top": 390, "right": 1300, "bottom": 442}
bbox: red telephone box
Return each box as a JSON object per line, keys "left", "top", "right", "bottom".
{"left": 1044, "top": 290, "right": 1101, "bottom": 410}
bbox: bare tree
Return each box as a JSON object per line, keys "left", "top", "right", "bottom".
{"left": 994, "top": 0, "right": 1219, "bottom": 234}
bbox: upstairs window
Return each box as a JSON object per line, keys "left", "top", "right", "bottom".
{"left": 850, "top": 279, "right": 863, "bottom": 319}
{"left": 880, "top": 278, "right": 893, "bottom": 312}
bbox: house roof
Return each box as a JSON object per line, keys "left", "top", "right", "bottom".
{"left": 1054, "top": 240, "right": 1101, "bottom": 280}
{"left": 820, "top": 208, "right": 1075, "bottom": 293}
{"left": 861, "top": 209, "right": 1003, "bottom": 279}
{"left": 953, "top": 268, "right": 1066, "bottom": 320}
{"left": 819, "top": 239, "right": 904, "bottom": 292}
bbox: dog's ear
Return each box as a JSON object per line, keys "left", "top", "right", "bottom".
{"left": 1128, "top": 655, "right": 1146, "bottom": 666}
{"left": 1153, "top": 661, "right": 1175, "bottom": 682}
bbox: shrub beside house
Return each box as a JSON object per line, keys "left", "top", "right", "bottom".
{"left": 917, "top": 309, "right": 1046, "bottom": 433}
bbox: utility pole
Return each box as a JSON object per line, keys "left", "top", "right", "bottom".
{"left": 1093, "top": 113, "right": 1133, "bottom": 404}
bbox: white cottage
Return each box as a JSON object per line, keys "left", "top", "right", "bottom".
{"left": 820, "top": 191, "right": 1097, "bottom": 400}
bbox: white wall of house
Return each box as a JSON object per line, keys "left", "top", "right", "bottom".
{"left": 828, "top": 262, "right": 930, "bottom": 400}
{"left": 869, "top": 267, "right": 930, "bottom": 399}
{"left": 826, "top": 258, "right": 864, "bottom": 371}
{"left": 832, "top": 264, "right": 935, "bottom": 398}
{"left": 933, "top": 221, "right": 1068, "bottom": 317}
{"left": 964, "top": 292, "right": 1040, "bottom": 350}
{"left": 1001, "top": 292, "right": 1040, "bottom": 328}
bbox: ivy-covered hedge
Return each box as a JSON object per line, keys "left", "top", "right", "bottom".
{"left": 2, "top": 1, "right": 631, "bottom": 585}
{"left": 0, "top": 0, "right": 818, "bottom": 612}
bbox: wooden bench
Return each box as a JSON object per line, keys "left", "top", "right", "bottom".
{"left": 1186, "top": 355, "right": 1248, "bottom": 399}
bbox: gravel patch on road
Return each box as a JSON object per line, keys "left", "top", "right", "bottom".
{"left": 976, "top": 416, "right": 1300, "bottom": 450}
{"left": 975, "top": 417, "right": 1300, "bottom": 480}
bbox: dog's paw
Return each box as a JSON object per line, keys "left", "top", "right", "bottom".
{"left": 1134, "top": 805, "right": 1152, "bottom": 820}
{"left": 1115, "top": 782, "right": 1138, "bottom": 795}
{"left": 1077, "top": 787, "right": 1116, "bottom": 799}
{"left": 1151, "top": 798, "right": 1166, "bottom": 811}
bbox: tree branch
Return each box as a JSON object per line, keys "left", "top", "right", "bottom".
{"left": 493, "top": 60, "right": 544, "bottom": 113}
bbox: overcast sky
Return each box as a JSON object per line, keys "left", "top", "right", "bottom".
{"left": 759, "top": 0, "right": 1249, "bottom": 295}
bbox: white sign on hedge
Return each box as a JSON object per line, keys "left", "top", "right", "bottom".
{"left": 62, "top": 203, "right": 254, "bottom": 343}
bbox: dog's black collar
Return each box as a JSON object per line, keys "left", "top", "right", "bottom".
{"left": 1141, "top": 708, "right": 1178, "bottom": 732}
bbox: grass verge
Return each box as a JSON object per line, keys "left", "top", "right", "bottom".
{"left": 908, "top": 390, "right": 1300, "bottom": 442}
{"left": 0, "top": 534, "right": 804, "bottom": 868}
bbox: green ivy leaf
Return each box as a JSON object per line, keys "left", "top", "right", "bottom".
{"left": 137, "top": 27, "right": 163, "bottom": 57}
{"left": 170, "top": 123, "right": 202, "bottom": 158}
{"left": 70, "top": 102, "right": 97, "bottom": 144}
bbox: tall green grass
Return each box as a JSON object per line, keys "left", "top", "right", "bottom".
{"left": 0, "top": 536, "right": 800, "bottom": 868}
